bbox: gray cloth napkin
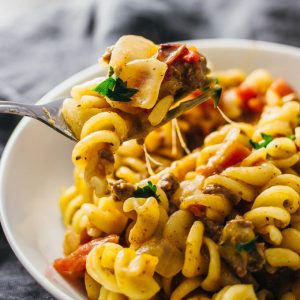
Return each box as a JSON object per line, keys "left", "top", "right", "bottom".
{"left": 1, "top": 0, "right": 300, "bottom": 298}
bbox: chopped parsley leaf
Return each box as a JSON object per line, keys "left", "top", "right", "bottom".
{"left": 236, "top": 237, "right": 258, "bottom": 253}
{"left": 288, "top": 134, "right": 296, "bottom": 141}
{"left": 93, "top": 66, "right": 138, "bottom": 102}
{"left": 133, "top": 181, "right": 160, "bottom": 201}
{"left": 108, "top": 65, "right": 114, "bottom": 77}
{"left": 249, "top": 133, "right": 273, "bottom": 149}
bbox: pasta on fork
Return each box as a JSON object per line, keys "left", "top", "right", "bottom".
{"left": 62, "top": 35, "right": 211, "bottom": 197}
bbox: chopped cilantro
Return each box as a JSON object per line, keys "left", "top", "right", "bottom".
{"left": 236, "top": 237, "right": 258, "bottom": 253}
{"left": 249, "top": 133, "right": 273, "bottom": 149}
{"left": 94, "top": 77, "right": 115, "bottom": 97}
{"left": 93, "top": 66, "right": 138, "bottom": 102}
{"left": 108, "top": 65, "right": 114, "bottom": 77}
{"left": 288, "top": 134, "right": 296, "bottom": 141}
{"left": 133, "top": 181, "right": 160, "bottom": 201}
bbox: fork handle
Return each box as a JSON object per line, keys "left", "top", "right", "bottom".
{"left": 0, "top": 101, "right": 37, "bottom": 118}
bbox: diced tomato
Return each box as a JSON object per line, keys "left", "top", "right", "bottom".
{"left": 53, "top": 235, "right": 119, "bottom": 278}
{"left": 157, "top": 44, "right": 188, "bottom": 65}
{"left": 189, "top": 204, "right": 206, "bottom": 217}
{"left": 80, "top": 229, "right": 92, "bottom": 245}
{"left": 237, "top": 85, "right": 264, "bottom": 113}
{"left": 182, "top": 50, "right": 201, "bottom": 63}
{"left": 197, "top": 128, "right": 251, "bottom": 177}
{"left": 270, "top": 78, "right": 295, "bottom": 97}
{"left": 220, "top": 143, "right": 251, "bottom": 169}
{"left": 157, "top": 43, "right": 202, "bottom": 65}
{"left": 237, "top": 85, "right": 258, "bottom": 102}
{"left": 245, "top": 97, "right": 264, "bottom": 114}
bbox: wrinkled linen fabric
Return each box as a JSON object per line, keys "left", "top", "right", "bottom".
{"left": 1, "top": 0, "right": 300, "bottom": 298}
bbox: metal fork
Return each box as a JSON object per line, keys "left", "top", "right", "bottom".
{"left": 0, "top": 86, "right": 221, "bottom": 142}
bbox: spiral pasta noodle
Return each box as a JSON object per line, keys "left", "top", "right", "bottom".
{"left": 86, "top": 242, "right": 160, "bottom": 299}
{"left": 213, "top": 284, "right": 257, "bottom": 300}
{"left": 114, "top": 140, "right": 147, "bottom": 183}
{"left": 71, "top": 110, "right": 130, "bottom": 196}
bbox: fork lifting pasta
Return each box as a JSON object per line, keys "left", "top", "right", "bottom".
{"left": 55, "top": 36, "right": 300, "bottom": 299}
{"left": 62, "top": 35, "right": 211, "bottom": 197}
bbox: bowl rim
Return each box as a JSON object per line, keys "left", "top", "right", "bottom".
{"left": 1, "top": 38, "right": 300, "bottom": 300}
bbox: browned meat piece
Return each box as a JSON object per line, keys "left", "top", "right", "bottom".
{"left": 98, "top": 148, "right": 115, "bottom": 175}
{"left": 156, "top": 43, "right": 209, "bottom": 99}
{"left": 157, "top": 173, "right": 179, "bottom": 199}
{"left": 240, "top": 273, "right": 259, "bottom": 291}
{"left": 99, "top": 148, "right": 114, "bottom": 163}
{"left": 200, "top": 216, "right": 223, "bottom": 243}
{"left": 219, "top": 216, "right": 265, "bottom": 278}
{"left": 112, "top": 179, "right": 135, "bottom": 201}
{"left": 254, "top": 268, "right": 294, "bottom": 294}
{"left": 220, "top": 262, "right": 259, "bottom": 290}
{"left": 248, "top": 242, "right": 265, "bottom": 273}
{"left": 203, "top": 184, "right": 241, "bottom": 205}
{"left": 220, "top": 262, "right": 241, "bottom": 286}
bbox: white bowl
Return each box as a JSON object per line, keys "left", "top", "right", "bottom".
{"left": 2, "top": 39, "right": 300, "bottom": 300}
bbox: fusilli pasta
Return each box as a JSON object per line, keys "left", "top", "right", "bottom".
{"left": 54, "top": 35, "right": 300, "bottom": 300}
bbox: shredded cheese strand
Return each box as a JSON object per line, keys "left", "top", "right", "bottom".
{"left": 171, "top": 119, "right": 178, "bottom": 156}
{"left": 217, "top": 106, "right": 235, "bottom": 124}
{"left": 144, "top": 145, "right": 164, "bottom": 166}
{"left": 143, "top": 144, "right": 165, "bottom": 176}
{"left": 144, "top": 146, "right": 155, "bottom": 176}
{"left": 174, "top": 119, "right": 191, "bottom": 154}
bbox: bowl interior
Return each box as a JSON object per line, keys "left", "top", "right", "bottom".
{"left": 2, "top": 39, "right": 300, "bottom": 300}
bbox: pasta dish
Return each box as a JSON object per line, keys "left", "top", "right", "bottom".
{"left": 53, "top": 35, "right": 300, "bottom": 300}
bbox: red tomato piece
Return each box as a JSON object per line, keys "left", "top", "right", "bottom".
{"left": 271, "top": 78, "right": 295, "bottom": 97}
{"left": 237, "top": 85, "right": 258, "bottom": 102}
{"left": 197, "top": 132, "right": 251, "bottom": 177}
{"left": 246, "top": 97, "right": 264, "bottom": 114}
{"left": 80, "top": 230, "right": 92, "bottom": 246}
{"left": 182, "top": 50, "right": 201, "bottom": 63}
{"left": 53, "top": 235, "right": 119, "bottom": 278}
{"left": 236, "top": 85, "right": 264, "bottom": 113}
{"left": 220, "top": 143, "right": 251, "bottom": 169}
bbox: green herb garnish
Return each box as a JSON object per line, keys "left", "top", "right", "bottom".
{"left": 249, "top": 133, "right": 273, "bottom": 149}
{"left": 202, "top": 79, "right": 222, "bottom": 108}
{"left": 288, "top": 134, "right": 296, "bottom": 141}
{"left": 236, "top": 237, "right": 258, "bottom": 253}
{"left": 93, "top": 66, "right": 138, "bottom": 102}
{"left": 133, "top": 181, "right": 160, "bottom": 201}
{"left": 212, "top": 84, "right": 222, "bottom": 108}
